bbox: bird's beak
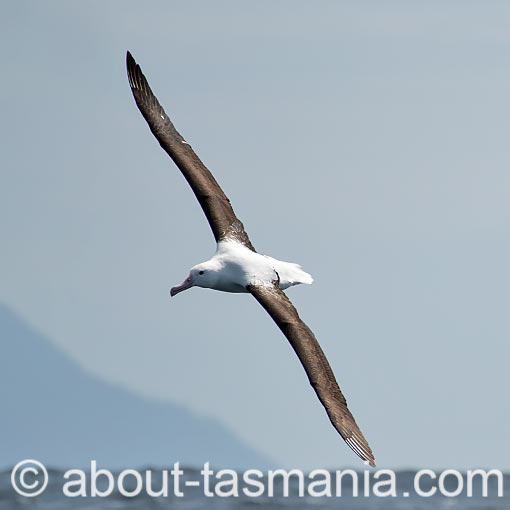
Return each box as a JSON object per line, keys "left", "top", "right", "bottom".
{"left": 170, "top": 275, "right": 194, "bottom": 297}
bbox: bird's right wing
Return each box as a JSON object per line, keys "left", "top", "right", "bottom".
{"left": 248, "top": 283, "right": 375, "bottom": 467}
{"left": 126, "top": 51, "right": 255, "bottom": 251}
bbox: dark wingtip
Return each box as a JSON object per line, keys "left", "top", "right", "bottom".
{"left": 125, "top": 50, "right": 150, "bottom": 105}
{"left": 126, "top": 51, "right": 138, "bottom": 89}
{"left": 125, "top": 50, "right": 154, "bottom": 104}
{"left": 345, "top": 435, "right": 376, "bottom": 468}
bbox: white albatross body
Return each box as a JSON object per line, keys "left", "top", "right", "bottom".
{"left": 171, "top": 241, "right": 313, "bottom": 296}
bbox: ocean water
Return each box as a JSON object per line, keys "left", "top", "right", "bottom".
{"left": 1, "top": 467, "right": 507, "bottom": 510}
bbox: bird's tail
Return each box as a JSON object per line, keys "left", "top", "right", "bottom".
{"left": 284, "top": 263, "right": 314, "bottom": 286}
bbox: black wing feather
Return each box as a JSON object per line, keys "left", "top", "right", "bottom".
{"left": 248, "top": 283, "right": 376, "bottom": 467}
{"left": 126, "top": 51, "right": 255, "bottom": 250}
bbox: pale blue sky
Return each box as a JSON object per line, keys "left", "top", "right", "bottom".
{"left": 1, "top": 1, "right": 509, "bottom": 470}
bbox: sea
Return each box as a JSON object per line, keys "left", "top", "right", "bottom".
{"left": 1, "top": 466, "right": 507, "bottom": 509}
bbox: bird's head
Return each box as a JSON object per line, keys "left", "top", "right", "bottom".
{"left": 170, "top": 261, "right": 219, "bottom": 296}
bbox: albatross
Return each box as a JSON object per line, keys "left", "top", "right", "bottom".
{"left": 126, "top": 51, "right": 376, "bottom": 467}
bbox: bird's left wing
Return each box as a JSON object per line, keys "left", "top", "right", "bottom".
{"left": 126, "top": 51, "right": 255, "bottom": 251}
{"left": 248, "top": 283, "right": 376, "bottom": 467}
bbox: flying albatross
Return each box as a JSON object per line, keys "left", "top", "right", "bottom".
{"left": 126, "top": 51, "right": 375, "bottom": 467}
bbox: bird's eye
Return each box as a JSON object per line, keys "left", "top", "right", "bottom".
{"left": 199, "top": 270, "right": 204, "bottom": 275}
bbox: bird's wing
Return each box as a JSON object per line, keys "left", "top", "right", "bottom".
{"left": 126, "top": 51, "right": 255, "bottom": 251}
{"left": 248, "top": 283, "right": 375, "bottom": 467}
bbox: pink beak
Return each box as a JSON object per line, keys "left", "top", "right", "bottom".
{"left": 170, "top": 275, "right": 194, "bottom": 297}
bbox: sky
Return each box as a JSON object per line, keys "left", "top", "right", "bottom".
{"left": 1, "top": 0, "right": 509, "bottom": 470}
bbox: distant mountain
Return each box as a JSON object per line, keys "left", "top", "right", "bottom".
{"left": 0, "top": 304, "right": 272, "bottom": 469}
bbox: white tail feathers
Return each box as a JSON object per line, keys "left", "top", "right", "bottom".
{"left": 273, "top": 261, "right": 314, "bottom": 289}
